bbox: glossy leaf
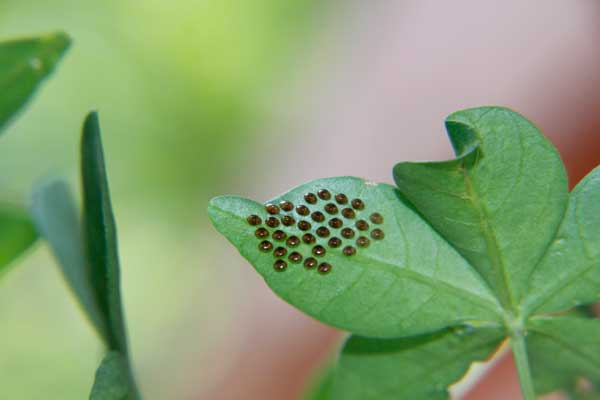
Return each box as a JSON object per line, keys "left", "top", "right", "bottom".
{"left": 332, "top": 326, "right": 504, "bottom": 400}
{"left": 30, "top": 179, "right": 108, "bottom": 342}
{"left": 90, "top": 351, "right": 131, "bottom": 400}
{"left": 209, "top": 178, "right": 501, "bottom": 338}
{"left": 0, "top": 31, "right": 70, "bottom": 132}
{"left": 0, "top": 205, "right": 37, "bottom": 276}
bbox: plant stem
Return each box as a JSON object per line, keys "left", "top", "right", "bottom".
{"left": 510, "top": 332, "right": 536, "bottom": 400}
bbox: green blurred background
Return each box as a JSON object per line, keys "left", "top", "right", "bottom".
{"left": 0, "top": 1, "right": 330, "bottom": 399}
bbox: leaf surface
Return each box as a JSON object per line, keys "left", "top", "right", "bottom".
{"left": 0, "top": 206, "right": 37, "bottom": 277}
{"left": 0, "top": 32, "right": 70, "bottom": 132}
{"left": 90, "top": 351, "right": 131, "bottom": 400}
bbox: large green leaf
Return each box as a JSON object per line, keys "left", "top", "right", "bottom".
{"left": 524, "top": 166, "right": 600, "bottom": 315}
{"left": 393, "top": 107, "right": 568, "bottom": 308}
{"left": 90, "top": 351, "right": 131, "bottom": 400}
{"left": 209, "top": 178, "right": 501, "bottom": 338}
{"left": 30, "top": 179, "right": 108, "bottom": 342}
{"left": 331, "top": 326, "right": 505, "bottom": 400}
{"left": 0, "top": 205, "right": 37, "bottom": 276}
{"left": 527, "top": 317, "right": 600, "bottom": 397}
{"left": 0, "top": 31, "right": 70, "bottom": 133}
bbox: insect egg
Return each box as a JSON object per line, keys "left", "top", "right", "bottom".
{"left": 286, "top": 236, "right": 300, "bottom": 247}
{"left": 288, "top": 252, "right": 303, "bottom": 263}
{"left": 370, "top": 213, "right": 384, "bottom": 224}
{"left": 318, "top": 262, "right": 332, "bottom": 274}
{"left": 255, "top": 228, "right": 269, "bottom": 239}
{"left": 341, "top": 208, "right": 355, "bottom": 219}
{"left": 371, "top": 229, "right": 385, "bottom": 240}
{"left": 296, "top": 205, "right": 310, "bottom": 216}
{"left": 335, "top": 193, "right": 348, "bottom": 204}
{"left": 304, "top": 193, "right": 318, "bottom": 204}
{"left": 302, "top": 233, "right": 316, "bottom": 244}
{"left": 324, "top": 203, "right": 338, "bottom": 215}
{"left": 274, "top": 260, "right": 287, "bottom": 271}
{"left": 279, "top": 200, "right": 294, "bottom": 212}
{"left": 312, "top": 245, "right": 326, "bottom": 256}
{"left": 328, "top": 237, "right": 341, "bottom": 248}
{"left": 272, "top": 230, "right": 287, "bottom": 241}
{"left": 342, "top": 246, "right": 356, "bottom": 256}
{"left": 266, "top": 217, "right": 280, "bottom": 228}
{"left": 311, "top": 211, "right": 325, "bottom": 222}
{"left": 351, "top": 199, "right": 365, "bottom": 210}
{"left": 329, "top": 218, "right": 343, "bottom": 229}
{"left": 297, "top": 220, "right": 311, "bottom": 231}
{"left": 341, "top": 227, "right": 355, "bottom": 239}
{"left": 265, "top": 204, "right": 280, "bottom": 215}
{"left": 304, "top": 257, "right": 317, "bottom": 269}
{"left": 356, "top": 220, "right": 369, "bottom": 231}
{"left": 281, "top": 215, "right": 295, "bottom": 226}
{"left": 274, "top": 247, "right": 287, "bottom": 257}
{"left": 259, "top": 241, "right": 273, "bottom": 252}
{"left": 316, "top": 226, "right": 330, "bottom": 238}
{"left": 247, "top": 215, "right": 262, "bottom": 225}
{"left": 356, "top": 236, "right": 370, "bottom": 248}
{"left": 318, "top": 189, "right": 331, "bottom": 200}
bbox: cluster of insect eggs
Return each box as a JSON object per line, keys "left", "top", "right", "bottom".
{"left": 246, "top": 189, "right": 385, "bottom": 274}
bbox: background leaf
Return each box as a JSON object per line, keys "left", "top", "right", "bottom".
{"left": 89, "top": 351, "right": 130, "bottom": 400}
{"left": 527, "top": 316, "right": 600, "bottom": 397}
{"left": 331, "top": 326, "right": 505, "bottom": 400}
{"left": 393, "top": 107, "right": 568, "bottom": 308}
{"left": 0, "top": 31, "right": 70, "bottom": 133}
{"left": 525, "top": 166, "right": 600, "bottom": 315}
{"left": 209, "top": 177, "right": 501, "bottom": 338}
{"left": 0, "top": 205, "right": 37, "bottom": 277}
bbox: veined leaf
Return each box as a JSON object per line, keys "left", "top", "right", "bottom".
{"left": 0, "top": 31, "right": 70, "bottom": 133}
{"left": 331, "top": 326, "right": 505, "bottom": 400}
{"left": 209, "top": 178, "right": 501, "bottom": 339}
{"left": 0, "top": 205, "right": 37, "bottom": 276}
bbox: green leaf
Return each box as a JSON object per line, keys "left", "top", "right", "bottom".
{"left": 527, "top": 316, "right": 600, "bottom": 397}
{"left": 331, "top": 326, "right": 505, "bottom": 400}
{"left": 0, "top": 31, "right": 70, "bottom": 133}
{"left": 209, "top": 178, "right": 502, "bottom": 338}
{"left": 524, "top": 166, "right": 600, "bottom": 315}
{"left": 90, "top": 351, "right": 131, "bottom": 400}
{"left": 393, "top": 107, "right": 568, "bottom": 308}
{"left": 0, "top": 205, "right": 37, "bottom": 276}
{"left": 303, "top": 366, "right": 334, "bottom": 400}
{"left": 30, "top": 179, "right": 109, "bottom": 342}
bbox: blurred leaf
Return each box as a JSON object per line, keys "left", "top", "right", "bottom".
{"left": 0, "top": 205, "right": 37, "bottom": 277}
{"left": 30, "top": 179, "right": 108, "bottom": 342}
{"left": 208, "top": 178, "right": 501, "bottom": 339}
{"left": 331, "top": 327, "right": 504, "bottom": 400}
{"left": 90, "top": 351, "right": 130, "bottom": 400}
{"left": 303, "top": 366, "right": 334, "bottom": 400}
{"left": 0, "top": 31, "right": 70, "bottom": 133}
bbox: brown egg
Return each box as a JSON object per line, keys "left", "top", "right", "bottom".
{"left": 341, "top": 227, "right": 355, "bottom": 239}
{"left": 286, "top": 236, "right": 300, "bottom": 247}
{"left": 296, "top": 205, "right": 310, "bottom": 216}
{"left": 247, "top": 215, "right": 262, "bottom": 226}
{"left": 302, "top": 233, "right": 316, "bottom": 244}
{"left": 259, "top": 241, "right": 273, "bottom": 252}
{"left": 328, "top": 237, "right": 342, "bottom": 248}
{"left": 274, "top": 247, "right": 287, "bottom": 257}
{"left": 311, "top": 211, "right": 325, "bottom": 222}
{"left": 279, "top": 200, "right": 294, "bottom": 212}
{"left": 370, "top": 213, "right": 384, "bottom": 224}
{"left": 356, "top": 220, "right": 369, "bottom": 231}
{"left": 329, "top": 218, "right": 343, "bottom": 229}
{"left": 356, "top": 236, "right": 370, "bottom": 248}
{"left": 297, "top": 220, "right": 312, "bottom": 231}
{"left": 312, "top": 245, "right": 326, "bottom": 256}
{"left": 318, "top": 189, "right": 331, "bottom": 200}
{"left": 324, "top": 203, "right": 338, "bottom": 215}
{"left": 371, "top": 229, "right": 385, "bottom": 240}
{"left": 335, "top": 193, "right": 348, "bottom": 204}
{"left": 316, "top": 226, "right": 330, "bottom": 238}
{"left": 266, "top": 217, "right": 280, "bottom": 228}
{"left": 265, "top": 204, "right": 280, "bottom": 215}
{"left": 318, "top": 263, "right": 332, "bottom": 274}
{"left": 288, "top": 252, "right": 303, "bottom": 263}
{"left": 272, "top": 230, "right": 287, "bottom": 241}
{"left": 274, "top": 260, "right": 287, "bottom": 271}
{"left": 342, "top": 246, "right": 356, "bottom": 256}
{"left": 255, "top": 228, "right": 269, "bottom": 239}
{"left": 281, "top": 215, "right": 296, "bottom": 226}
{"left": 351, "top": 199, "right": 365, "bottom": 210}
{"left": 304, "top": 257, "right": 317, "bottom": 269}
{"left": 341, "top": 208, "right": 356, "bottom": 219}
{"left": 304, "top": 193, "right": 317, "bottom": 204}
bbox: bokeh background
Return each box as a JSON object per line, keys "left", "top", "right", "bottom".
{"left": 1, "top": 1, "right": 599, "bottom": 399}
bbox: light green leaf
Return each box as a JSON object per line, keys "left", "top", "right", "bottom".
{"left": 331, "top": 326, "right": 505, "bottom": 400}
{"left": 393, "top": 107, "right": 568, "bottom": 308}
{"left": 30, "top": 179, "right": 109, "bottom": 342}
{"left": 209, "top": 178, "right": 501, "bottom": 338}
{"left": 527, "top": 317, "right": 600, "bottom": 397}
{"left": 524, "top": 166, "right": 600, "bottom": 315}
{"left": 90, "top": 351, "right": 131, "bottom": 400}
{"left": 0, "top": 31, "right": 70, "bottom": 133}
{"left": 0, "top": 205, "right": 37, "bottom": 276}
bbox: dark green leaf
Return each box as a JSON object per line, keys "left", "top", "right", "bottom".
{"left": 30, "top": 179, "right": 109, "bottom": 342}
{"left": 0, "top": 205, "right": 37, "bottom": 276}
{"left": 90, "top": 351, "right": 131, "bottom": 400}
{"left": 332, "top": 326, "right": 505, "bottom": 400}
{"left": 524, "top": 166, "right": 600, "bottom": 315}
{"left": 0, "top": 31, "right": 70, "bottom": 133}
{"left": 527, "top": 316, "right": 600, "bottom": 396}
{"left": 393, "top": 107, "right": 568, "bottom": 309}
{"left": 209, "top": 178, "right": 501, "bottom": 338}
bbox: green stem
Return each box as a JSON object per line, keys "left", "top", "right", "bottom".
{"left": 510, "top": 332, "right": 536, "bottom": 400}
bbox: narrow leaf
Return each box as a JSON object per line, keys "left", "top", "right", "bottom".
{"left": 209, "top": 177, "right": 501, "bottom": 338}
{"left": 525, "top": 166, "right": 600, "bottom": 315}
{"left": 30, "top": 179, "right": 109, "bottom": 342}
{"left": 0, "top": 205, "right": 37, "bottom": 276}
{"left": 393, "top": 107, "right": 568, "bottom": 307}
{"left": 0, "top": 31, "right": 70, "bottom": 133}
{"left": 332, "top": 326, "right": 505, "bottom": 400}
{"left": 90, "top": 351, "right": 131, "bottom": 400}
{"left": 527, "top": 316, "right": 600, "bottom": 396}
